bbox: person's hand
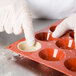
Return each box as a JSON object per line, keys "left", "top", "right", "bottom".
{"left": 0, "top": 0, "right": 35, "bottom": 46}
{"left": 52, "top": 13, "right": 76, "bottom": 48}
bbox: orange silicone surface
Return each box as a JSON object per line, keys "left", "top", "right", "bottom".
{"left": 7, "top": 20, "right": 76, "bottom": 76}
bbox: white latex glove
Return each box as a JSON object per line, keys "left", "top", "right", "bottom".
{"left": 0, "top": 0, "right": 35, "bottom": 46}
{"left": 52, "top": 13, "right": 76, "bottom": 48}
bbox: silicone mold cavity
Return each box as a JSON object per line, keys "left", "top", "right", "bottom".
{"left": 39, "top": 48, "right": 65, "bottom": 61}
{"left": 70, "top": 31, "right": 74, "bottom": 38}
{"left": 64, "top": 58, "right": 76, "bottom": 72}
{"left": 35, "top": 32, "right": 55, "bottom": 41}
{"left": 56, "top": 39, "right": 75, "bottom": 50}
{"left": 17, "top": 41, "right": 41, "bottom": 52}
{"left": 50, "top": 26, "right": 56, "bottom": 32}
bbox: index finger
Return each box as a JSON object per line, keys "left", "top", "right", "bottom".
{"left": 22, "top": 8, "right": 35, "bottom": 46}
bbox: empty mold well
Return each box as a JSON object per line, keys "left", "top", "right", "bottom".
{"left": 35, "top": 32, "right": 55, "bottom": 41}
{"left": 39, "top": 48, "right": 65, "bottom": 61}
{"left": 56, "top": 39, "right": 75, "bottom": 50}
{"left": 70, "top": 32, "right": 74, "bottom": 38}
{"left": 17, "top": 41, "right": 41, "bottom": 52}
{"left": 50, "top": 26, "right": 56, "bottom": 32}
{"left": 64, "top": 58, "right": 76, "bottom": 72}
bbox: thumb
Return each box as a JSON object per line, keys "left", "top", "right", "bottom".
{"left": 52, "top": 20, "right": 69, "bottom": 38}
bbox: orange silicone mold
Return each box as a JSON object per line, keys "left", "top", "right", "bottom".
{"left": 7, "top": 20, "right": 76, "bottom": 76}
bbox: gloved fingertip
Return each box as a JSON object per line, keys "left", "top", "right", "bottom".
{"left": 52, "top": 31, "right": 59, "bottom": 38}
{"left": 52, "top": 32, "right": 56, "bottom": 38}
{"left": 26, "top": 38, "right": 36, "bottom": 46}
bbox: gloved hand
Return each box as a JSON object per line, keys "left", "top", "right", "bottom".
{"left": 52, "top": 13, "right": 76, "bottom": 48}
{"left": 0, "top": 0, "right": 35, "bottom": 46}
